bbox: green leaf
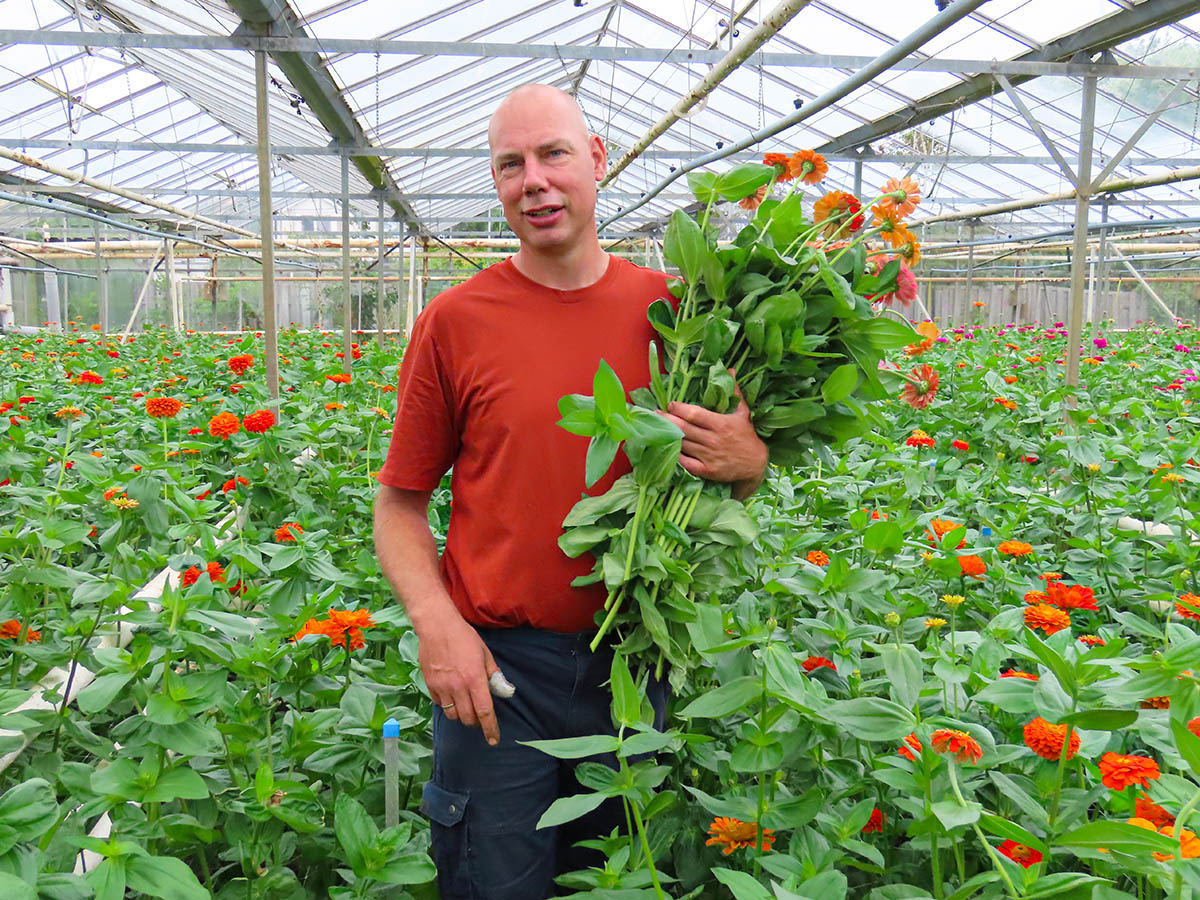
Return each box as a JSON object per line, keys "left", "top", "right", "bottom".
{"left": 584, "top": 433, "right": 620, "bottom": 488}
{"left": 1171, "top": 717, "right": 1200, "bottom": 778}
{"left": 334, "top": 794, "right": 377, "bottom": 874}
{"left": 124, "top": 854, "right": 210, "bottom": 900}
{"left": 818, "top": 259, "right": 857, "bottom": 317}
{"left": 610, "top": 652, "right": 640, "bottom": 728}
{"left": 144, "top": 766, "right": 208, "bottom": 803}
{"left": 76, "top": 672, "right": 135, "bottom": 715}
{"left": 1058, "top": 820, "right": 1181, "bottom": 855}
{"left": 520, "top": 735, "right": 621, "bottom": 759}
{"left": 880, "top": 644, "right": 923, "bottom": 710}
{"left": 931, "top": 799, "right": 982, "bottom": 830}
{"left": 593, "top": 359, "right": 627, "bottom": 422}
{"left": 664, "top": 209, "right": 708, "bottom": 284}
{"left": 974, "top": 678, "right": 1037, "bottom": 715}
{"left": 1060, "top": 708, "right": 1138, "bottom": 731}
{"left": 821, "top": 364, "right": 860, "bottom": 404}
{"left": 618, "top": 730, "right": 679, "bottom": 758}
{"left": 0, "top": 872, "right": 35, "bottom": 900}
{"left": 715, "top": 163, "right": 774, "bottom": 202}
{"left": 91, "top": 759, "right": 140, "bottom": 800}
{"left": 1025, "top": 632, "right": 1077, "bottom": 695}
{"left": 711, "top": 868, "right": 773, "bottom": 900}
{"left": 0, "top": 778, "right": 57, "bottom": 843}
{"left": 824, "top": 697, "right": 916, "bottom": 740}
{"left": 687, "top": 171, "right": 718, "bottom": 204}
{"left": 536, "top": 792, "right": 607, "bottom": 830}
{"left": 88, "top": 858, "right": 127, "bottom": 900}
{"left": 730, "top": 739, "right": 784, "bottom": 773}
{"left": 852, "top": 317, "right": 920, "bottom": 350}
{"left": 677, "top": 676, "right": 761, "bottom": 719}
{"left": 1024, "top": 874, "right": 1109, "bottom": 899}
{"left": 978, "top": 814, "right": 1046, "bottom": 851}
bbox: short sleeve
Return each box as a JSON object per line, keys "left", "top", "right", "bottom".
{"left": 376, "top": 308, "right": 461, "bottom": 490}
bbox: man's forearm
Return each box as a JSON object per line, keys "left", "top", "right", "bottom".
{"left": 373, "top": 486, "right": 459, "bottom": 631}
{"left": 731, "top": 466, "right": 767, "bottom": 502}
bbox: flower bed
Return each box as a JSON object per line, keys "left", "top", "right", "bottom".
{"left": 2, "top": 317, "right": 1200, "bottom": 898}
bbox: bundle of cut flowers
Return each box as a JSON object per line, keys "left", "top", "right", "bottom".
{"left": 557, "top": 150, "right": 935, "bottom": 685}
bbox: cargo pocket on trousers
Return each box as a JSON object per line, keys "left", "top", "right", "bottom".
{"left": 421, "top": 782, "right": 470, "bottom": 898}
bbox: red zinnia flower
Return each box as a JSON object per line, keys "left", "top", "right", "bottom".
{"left": 76, "top": 370, "right": 104, "bottom": 385}
{"left": 997, "top": 840, "right": 1042, "bottom": 869}
{"left": 242, "top": 409, "right": 275, "bottom": 433}
{"left": 862, "top": 809, "right": 884, "bottom": 834}
{"left": 801, "top": 656, "right": 836, "bottom": 673}
{"left": 228, "top": 354, "right": 253, "bottom": 375}
{"left": 1136, "top": 794, "right": 1175, "bottom": 829}
{"left": 1001, "top": 669, "right": 1038, "bottom": 681}
{"left": 1045, "top": 582, "right": 1098, "bottom": 611}
{"left": 145, "top": 396, "right": 183, "bottom": 419}
{"left": 222, "top": 476, "right": 249, "bottom": 493}
{"left": 951, "top": 439, "right": 969, "bottom": 451}
{"left": 181, "top": 561, "right": 227, "bottom": 587}
{"left": 1079, "top": 634, "right": 1106, "bottom": 647}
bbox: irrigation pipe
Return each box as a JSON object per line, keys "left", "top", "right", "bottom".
{"left": 598, "top": 0, "right": 991, "bottom": 229}
{"left": 601, "top": 0, "right": 814, "bottom": 188}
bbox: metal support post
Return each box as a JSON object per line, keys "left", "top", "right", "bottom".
{"left": 1065, "top": 76, "right": 1098, "bottom": 391}
{"left": 43, "top": 270, "right": 61, "bottom": 331}
{"left": 965, "top": 221, "right": 976, "bottom": 315}
{"left": 255, "top": 49, "right": 279, "bottom": 401}
{"left": 122, "top": 242, "right": 166, "bottom": 338}
{"left": 1086, "top": 254, "right": 1096, "bottom": 325}
{"left": 341, "top": 152, "right": 352, "bottom": 374}
{"left": 166, "top": 240, "right": 179, "bottom": 331}
{"left": 853, "top": 158, "right": 863, "bottom": 199}
{"left": 406, "top": 226, "right": 417, "bottom": 336}
{"left": 93, "top": 222, "right": 108, "bottom": 335}
{"left": 376, "top": 193, "right": 386, "bottom": 347}
{"left": 1112, "top": 246, "right": 1177, "bottom": 321}
{"left": 1097, "top": 201, "right": 1110, "bottom": 324}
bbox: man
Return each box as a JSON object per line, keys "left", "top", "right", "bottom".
{"left": 373, "top": 83, "right": 767, "bottom": 899}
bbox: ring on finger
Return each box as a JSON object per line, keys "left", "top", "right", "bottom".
{"left": 442, "top": 702, "right": 456, "bottom": 710}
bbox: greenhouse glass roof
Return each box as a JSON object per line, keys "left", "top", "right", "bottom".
{"left": 0, "top": 0, "right": 1198, "bottom": 243}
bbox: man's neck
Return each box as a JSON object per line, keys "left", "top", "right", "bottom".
{"left": 511, "top": 241, "right": 610, "bottom": 291}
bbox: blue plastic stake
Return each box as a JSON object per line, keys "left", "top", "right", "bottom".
{"left": 981, "top": 526, "right": 993, "bottom": 539}
{"left": 383, "top": 717, "right": 400, "bottom": 828}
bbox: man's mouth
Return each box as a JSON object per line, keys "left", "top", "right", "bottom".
{"left": 525, "top": 206, "right": 563, "bottom": 219}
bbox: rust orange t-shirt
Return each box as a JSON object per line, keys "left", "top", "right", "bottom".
{"left": 377, "top": 255, "right": 671, "bottom": 633}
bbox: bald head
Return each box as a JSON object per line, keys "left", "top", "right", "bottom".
{"left": 488, "top": 84, "right": 591, "bottom": 151}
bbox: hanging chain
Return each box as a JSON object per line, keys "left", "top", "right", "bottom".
{"left": 374, "top": 51, "right": 381, "bottom": 141}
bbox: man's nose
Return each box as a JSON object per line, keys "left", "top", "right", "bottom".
{"left": 522, "top": 158, "right": 549, "bottom": 193}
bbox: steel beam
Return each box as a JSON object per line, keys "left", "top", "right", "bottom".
{"left": 1066, "top": 77, "right": 1097, "bottom": 390}
{"left": 815, "top": 0, "right": 1200, "bottom": 157}
{"left": 6, "top": 29, "right": 1200, "bottom": 78}
{"left": 223, "top": 0, "right": 419, "bottom": 230}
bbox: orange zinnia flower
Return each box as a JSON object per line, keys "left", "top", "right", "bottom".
{"left": 738, "top": 185, "right": 768, "bottom": 212}
{"left": 326, "top": 607, "right": 377, "bottom": 650}
{"left": 812, "top": 191, "right": 863, "bottom": 239}
{"left": 1153, "top": 824, "right": 1200, "bottom": 861}
{"left": 1136, "top": 794, "right": 1175, "bottom": 829}
{"left": 145, "top": 396, "right": 183, "bottom": 419}
{"left": 905, "top": 321, "right": 940, "bottom": 357}
{"left": 1142, "top": 696, "right": 1170, "bottom": 709}
{"left": 877, "top": 176, "right": 922, "bottom": 220}
{"left": 242, "top": 409, "right": 276, "bottom": 433}
{"left": 896, "top": 232, "right": 922, "bottom": 267}
{"left": 930, "top": 728, "right": 982, "bottom": 764}
{"left": 325, "top": 402, "right": 345, "bottom": 411}
{"left": 1188, "top": 717, "right": 1200, "bottom": 739}
{"left": 327, "top": 373, "right": 352, "bottom": 384}
{"left": 1024, "top": 717, "right": 1079, "bottom": 760}
{"left": 293, "top": 617, "right": 338, "bottom": 643}
{"left": 997, "top": 840, "right": 1042, "bottom": 869}
{"left": 762, "top": 152, "right": 793, "bottom": 181}
{"left": 958, "top": 555, "right": 986, "bottom": 578}
{"left": 275, "top": 522, "right": 304, "bottom": 542}
{"left": 1177, "top": 593, "right": 1200, "bottom": 621}
{"left": 926, "top": 518, "right": 964, "bottom": 548}
{"left": 1079, "top": 634, "right": 1106, "bottom": 647}
{"left": 787, "top": 149, "right": 827, "bottom": 185}
{"left": 222, "top": 476, "right": 249, "bottom": 493}
{"left": 806, "top": 550, "right": 830, "bottom": 566}
{"left": 1045, "top": 582, "right": 1098, "bottom": 611}
{"left": 0, "top": 619, "right": 40, "bottom": 642}
{"left": 228, "top": 354, "right": 254, "bottom": 374}
{"left": 1098, "top": 752, "right": 1161, "bottom": 790}
{"left": 902, "top": 365, "right": 939, "bottom": 410}
{"left": 1024, "top": 604, "right": 1070, "bottom": 635}
{"left": 55, "top": 405, "right": 83, "bottom": 420}
{"left": 998, "top": 540, "right": 1033, "bottom": 557}
{"left": 705, "top": 817, "right": 774, "bottom": 854}
{"left": 898, "top": 733, "right": 922, "bottom": 761}
{"left": 907, "top": 429, "right": 936, "bottom": 449}
{"left": 181, "top": 561, "right": 227, "bottom": 587}
{"left": 1001, "top": 669, "right": 1038, "bottom": 681}
{"left": 209, "top": 411, "right": 240, "bottom": 439}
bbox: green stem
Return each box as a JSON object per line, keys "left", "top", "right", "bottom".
{"left": 947, "top": 763, "right": 1019, "bottom": 900}
{"left": 629, "top": 797, "right": 666, "bottom": 900}
{"left": 754, "top": 643, "right": 770, "bottom": 877}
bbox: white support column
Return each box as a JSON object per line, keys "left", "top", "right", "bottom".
{"left": 166, "top": 240, "right": 179, "bottom": 332}
{"left": 376, "top": 192, "right": 386, "bottom": 347}
{"left": 93, "top": 222, "right": 108, "bottom": 335}
{"left": 406, "top": 227, "right": 417, "bottom": 336}
{"left": 43, "top": 270, "right": 61, "bottom": 332}
{"left": 255, "top": 48, "right": 279, "bottom": 401}
{"left": 1065, "top": 76, "right": 1097, "bottom": 391}
{"left": 341, "top": 152, "right": 352, "bottom": 373}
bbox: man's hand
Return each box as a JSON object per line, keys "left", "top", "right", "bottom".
{"left": 415, "top": 608, "right": 502, "bottom": 746}
{"left": 657, "top": 372, "right": 769, "bottom": 500}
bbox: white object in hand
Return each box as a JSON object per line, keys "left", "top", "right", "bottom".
{"left": 489, "top": 670, "right": 516, "bottom": 698}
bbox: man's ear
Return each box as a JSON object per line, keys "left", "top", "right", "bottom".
{"left": 589, "top": 134, "right": 607, "bottom": 181}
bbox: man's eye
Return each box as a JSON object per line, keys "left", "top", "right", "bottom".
{"left": 500, "top": 160, "right": 520, "bottom": 170}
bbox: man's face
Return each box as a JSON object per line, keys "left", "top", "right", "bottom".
{"left": 489, "top": 92, "right": 606, "bottom": 255}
